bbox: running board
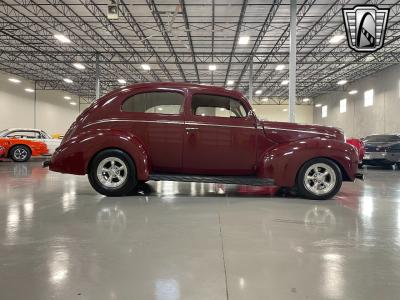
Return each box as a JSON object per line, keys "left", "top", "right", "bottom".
{"left": 149, "top": 174, "right": 275, "bottom": 186}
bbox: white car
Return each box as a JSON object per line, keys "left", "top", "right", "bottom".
{"left": 0, "top": 128, "right": 61, "bottom": 155}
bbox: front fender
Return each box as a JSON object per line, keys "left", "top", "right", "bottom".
{"left": 50, "top": 128, "right": 150, "bottom": 181}
{"left": 257, "top": 138, "right": 358, "bottom": 187}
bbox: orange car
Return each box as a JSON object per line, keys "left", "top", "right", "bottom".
{"left": 0, "top": 137, "right": 48, "bottom": 162}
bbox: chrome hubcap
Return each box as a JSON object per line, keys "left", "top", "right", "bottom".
{"left": 96, "top": 157, "right": 128, "bottom": 188}
{"left": 304, "top": 163, "right": 336, "bottom": 196}
{"left": 14, "top": 148, "right": 28, "bottom": 160}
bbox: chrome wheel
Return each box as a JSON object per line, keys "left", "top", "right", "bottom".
{"left": 96, "top": 157, "right": 128, "bottom": 189}
{"left": 14, "top": 148, "right": 28, "bottom": 161}
{"left": 304, "top": 163, "right": 336, "bottom": 196}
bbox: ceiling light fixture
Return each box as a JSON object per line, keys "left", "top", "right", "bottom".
{"left": 227, "top": 80, "right": 234, "bottom": 85}
{"left": 70, "top": 101, "right": 77, "bottom": 106}
{"left": 63, "top": 78, "right": 73, "bottom": 83}
{"left": 281, "top": 80, "right": 289, "bottom": 85}
{"left": 25, "top": 88, "right": 34, "bottom": 93}
{"left": 303, "top": 98, "right": 310, "bottom": 102}
{"left": 315, "top": 104, "right": 322, "bottom": 107}
{"left": 255, "top": 90, "right": 262, "bottom": 95}
{"left": 141, "top": 64, "right": 151, "bottom": 71}
{"left": 209, "top": 64, "right": 216, "bottom": 71}
{"left": 8, "top": 78, "right": 21, "bottom": 83}
{"left": 283, "top": 108, "right": 288, "bottom": 112}
{"left": 54, "top": 34, "right": 71, "bottom": 43}
{"left": 261, "top": 97, "right": 268, "bottom": 102}
{"left": 73, "top": 63, "right": 85, "bottom": 70}
{"left": 337, "top": 79, "right": 347, "bottom": 85}
{"left": 64, "top": 96, "right": 71, "bottom": 100}
{"left": 349, "top": 90, "right": 358, "bottom": 95}
{"left": 238, "top": 36, "right": 250, "bottom": 45}
{"left": 329, "top": 34, "right": 345, "bottom": 44}
{"left": 275, "top": 64, "right": 285, "bottom": 71}
{"left": 118, "top": 79, "right": 127, "bottom": 84}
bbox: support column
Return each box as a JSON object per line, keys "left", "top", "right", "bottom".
{"left": 34, "top": 81, "right": 37, "bottom": 128}
{"left": 249, "top": 58, "right": 253, "bottom": 103}
{"left": 95, "top": 53, "right": 100, "bottom": 99}
{"left": 288, "top": 0, "right": 297, "bottom": 122}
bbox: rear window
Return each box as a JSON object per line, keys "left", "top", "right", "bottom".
{"left": 364, "top": 135, "right": 400, "bottom": 143}
{"left": 122, "top": 92, "right": 184, "bottom": 115}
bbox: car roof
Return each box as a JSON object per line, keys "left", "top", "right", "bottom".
{"left": 117, "top": 82, "right": 248, "bottom": 101}
{"left": 3, "top": 128, "right": 43, "bottom": 132}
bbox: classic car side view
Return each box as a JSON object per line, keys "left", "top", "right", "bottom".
{"left": 0, "top": 128, "right": 61, "bottom": 154}
{"left": 362, "top": 134, "right": 400, "bottom": 167}
{"left": 45, "top": 82, "right": 362, "bottom": 200}
{"left": 0, "top": 137, "right": 48, "bottom": 162}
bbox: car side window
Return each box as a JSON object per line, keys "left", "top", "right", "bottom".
{"left": 7, "top": 131, "right": 40, "bottom": 139}
{"left": 122, "top": 92, "right": 184, "bottom": 115}
{"left": 191, "top": 94, "right": 247, "bottom": 118}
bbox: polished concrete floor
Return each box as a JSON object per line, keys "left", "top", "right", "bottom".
{"left": 1, "top": 160, "right": 400, "bottom": 299}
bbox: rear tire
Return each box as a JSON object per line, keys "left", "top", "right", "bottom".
{"left": 88, "top": 149, "right": 137, "bottom": 197}
{"left": 10, "top": 145, "right": 31, "bottom": 162}
{"left": 296, "top": 158, "right": 342, "bottom": 200}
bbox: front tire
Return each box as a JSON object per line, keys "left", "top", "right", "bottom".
{"left": 296, "top": 158, "right": 342, "bottom": 200}
{"left": 10, "top": 145, "right": 31, "bottom": 162}
{"left": 88, "top": 149, "right": 137, "bottom": 196}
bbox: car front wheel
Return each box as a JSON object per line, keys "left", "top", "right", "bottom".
{"left": 10, "top": 145, "right": 31, "bottom": 162}
{"left": 88, "top": 149, "right": 137, "bottom": 196}
{"left": 296, "top": 158, "right": 342, "bottom": 200}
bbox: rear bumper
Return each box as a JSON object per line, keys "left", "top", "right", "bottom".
{"left": 363, "top": 151, "right": 395, "bottom": 165}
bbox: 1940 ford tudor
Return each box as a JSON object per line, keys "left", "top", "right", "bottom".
{"left": 45, "top": 82, "right": 362, "bottom": 200}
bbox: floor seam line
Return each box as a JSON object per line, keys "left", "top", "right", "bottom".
{"left": 218, "top": 213, "right": 229, "bottom": 300}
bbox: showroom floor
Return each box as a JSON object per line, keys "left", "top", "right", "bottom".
{"left": 1, "top": 160, "right": 400, "bottom": 300}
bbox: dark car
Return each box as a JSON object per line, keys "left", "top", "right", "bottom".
{"left": 362, "top": 134, "right": 400, "bottom": 167}
{"left": 45, "top": 82, "right": 361, "bottom": 200}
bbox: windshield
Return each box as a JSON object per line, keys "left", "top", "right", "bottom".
{"left": 364, "top": 135, "right": 400, "bottom": 143}
{"left": 0, "top": 129, "right": 8, "bottom": 137}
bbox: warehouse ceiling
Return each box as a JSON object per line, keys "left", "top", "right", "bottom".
{"left": 1, "top": 0, "right": 400, "bottom": 104}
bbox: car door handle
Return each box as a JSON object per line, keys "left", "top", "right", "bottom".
{"left": 185, "top": 127, "right": 199, "bottom": 131}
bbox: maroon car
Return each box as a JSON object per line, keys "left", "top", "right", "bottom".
{"left": 46, "top": 82, "right": 361, "bottom": 200}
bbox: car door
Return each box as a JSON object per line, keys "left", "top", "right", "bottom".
{"left": 120, "top": 89, "right": 186, "bottom": 172}
{"left": 182, "top": 92, "right": 257, "bottom": 175}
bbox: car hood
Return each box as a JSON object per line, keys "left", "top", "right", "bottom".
{"left": 260, "top": 121, "right": 345, "bottom": 144}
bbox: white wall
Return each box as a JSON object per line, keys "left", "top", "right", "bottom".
{"left": 253, "top": 104, "right": 314, "bottom": 124}
{"left": 0, "top": 71, "right": 85, "bottom": 135}
{"left": 313, "top": 64, "right": 400, "bottom": 138}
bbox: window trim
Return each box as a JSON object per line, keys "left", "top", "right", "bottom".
{"left": 189, "top": 93, "right": 249, "bottom": 119}
{"left": 120, "top": 90, "right": 185, "bottom": 116}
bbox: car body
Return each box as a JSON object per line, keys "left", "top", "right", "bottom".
{"left": 47, "top": 82, "right": 361, "bottom": 200}
{"left": 0, "top": 128, "right": 61, "bottom": 154}
{"left": 346, "top": 138, "right": 365, "bottom": 162}
{"left": 362, "top": 134, "right": 400, "bottom": 167}
{"left": 0, "top": 137, "right": 48, "bottom": 162}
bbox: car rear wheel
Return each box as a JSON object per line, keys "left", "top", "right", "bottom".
{"left": 10, "top": 145, "right": 31, "bottom": 162}
{"left": 88, "top": 149, "right": 137, "bottom": 197}
{"left": 296, "top": 158, "right": 342, "bottom": 200}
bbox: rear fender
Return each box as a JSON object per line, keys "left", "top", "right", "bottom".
{"left": 257, "top": 137, "right": 358, "bottom": 187}
{"left": 52, "top": 128, "right": 150, "bottom": 180}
